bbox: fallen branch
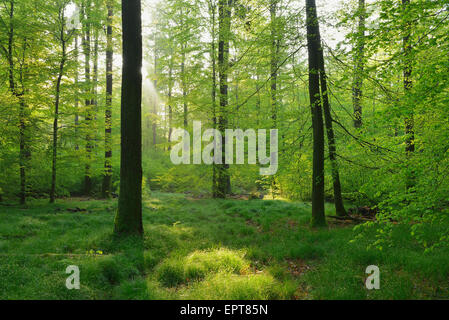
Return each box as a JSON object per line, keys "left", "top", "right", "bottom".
{"left": 328, "top": 215, "right": 374, "bottom": 223}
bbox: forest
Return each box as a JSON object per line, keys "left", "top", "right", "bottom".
{"left": 0, "top": 0, "right": 448, "bottom": 300}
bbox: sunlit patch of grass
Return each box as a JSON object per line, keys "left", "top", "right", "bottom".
{"left": 179, "top": 271, "right": 296, "bottom": 300}
{"left": 155, "top": 248, "right": 249, "bottom": 287}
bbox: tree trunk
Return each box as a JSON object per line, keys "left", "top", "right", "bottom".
{"left": 82, "top": 2, "right": 93, "bottom": 196}
{"left": 102, "top": 1, "right": 114, "bottom": 199}
{"left": 50, "top": 8, "right": 68, "bottom": 204}
{"left": 114, "top": 0, "right": 143, "bottom": 236}
{"left": 306, "top": 0, "right": 326, "bottom": 227}
{"left": 216, "top": 0, "right": 231, "bottom": 198}
{"left": 270, "top": 0, "right": 280, "bottom": 197}
{"left": 167, "top": 51, "right": 173, "bottom": 150}
{"left": 403, "top": 0, "right": 414, "bottom": 190}
{"left": 181, "top": 45, "right": 188, "bottom": 128}
{"left": 209, "top": 0, "right": 218, "bottom": 198}
{"left": 93, "top": 31, "right": 99, "bottom": 114}
{"left": 18, "top": 98, "right": 27, "bottom": 205}
{"left": 270, "top": 0, "right": 279, "bottom": 128}
{"left": 74, "top": 35, "right": 80, "bottom": 151}
{"left": 6, "top": 1, "right": 28, "bottom": 205}
{"left": 318, "top": 48, "right": 347, "bottom": 217}
{"left": 153, "top": 42, "right": 158, "bottom": 146}
{"left": 352, "top": 0, "right": 365, "bottom": 128}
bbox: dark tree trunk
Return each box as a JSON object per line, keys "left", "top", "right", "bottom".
{"left": 403, "top": 0, "right": 415, "bottom": 190}
{"left": 318, "top": 49, "right": 347, "bottom": 217}
{"left": 74, "top": 35, "right": 80, "bottom": 151}
{"left": 153, "top": 44, "right": 158, "bottom": 146}
{"left": 270, "top": 0, "right": 279, "bottom": 128}
{"left": 93, "top": 31, "right": 99, "bottom": 113}
{"left": 6, "top": 1, "right": 28, "bottom": 205}
{"left": 18, "top": 98, "right": 27, "bottom": 205}
{"left": 216, "top": 0, "right": 231, "bottom": 198}
{"left": 50, "top": 8, "right": 68, "bottom": 204}
{"left": 306, "top": 0, "right": 326, "bottom": 227}
{"left": 353, "top": 0, "right": 365, "bottom": 128}
{"left": 114, "top": 0, "right": 143, "bottom": 236}
{"left": 181, "top": 46, "right": 188, "bottom": 128}
{"left": 269, "top": 0, "right": 280, "bottom": 197}
{"left": 167, "top": 51, "right": 173, "bottom": 150}
{"left": 102, "top": 1, "right": 114, "bottom": 199}
{"left": 256, "top": 74, "right": 261, "bottom": 127}
{"left": 209, "top": 0, "right": 218, "bottom": 198}
{"left": 82, "top": 2, "right": 93, "bottom": 196}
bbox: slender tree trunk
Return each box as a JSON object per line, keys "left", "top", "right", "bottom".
{"left": 353, "top": 0, "right": 365, "bottom": 128}
{"left": 181, "top": 45, "right": 188, "bottom": 128}
{"left": 306, "top": 0, "right": 326, "bottom": 227}
{"left": 153, "top": 44, "right": 158, "bottom": 146}
{"left": 270, "top": 0, "right": 280, "bottom": 198}
{"left": 318, "top": 48, "right": 347, "bottom": 217}
{"left": 403, "top": 0, "right": 414, "bottom": 190}
{"left": 270, "top": 0, "right": 279, "bottom": 128}
{"left": 403, "top": 0, "right": 414, "bottom": 152}
{"left": 256, "top": 74, "right": 261, "bottom": 127}
{"left": 50, "top": 9, "right": 68, "bottom": 204}
{"left": 18, "top": 98, "right": 27, "bottom": 205}
{"left": 93, "top": 31, "right": 99, "bottom": 114}
{"left": 216, "top": 0, "right": 231, "bottom": 198}
{"left": 114, "top": 0, "right": 143, "bottom": 236}
{"left": 102, "top": 1, "right": 114, "bottom": 198}
{"left": 82, "top": 2, "right": 93, "bottom": 196}
{"left": 167, "top": 52, "right": 173, "bottom": 150}
{"left": 210, "top": 1, "right": 218, "bottom": 198}
{"left": 6, "top": 1, "right": 27, "bottom": 205}
{"left": 74, "top": 35, "right": 80, "bottom": 151}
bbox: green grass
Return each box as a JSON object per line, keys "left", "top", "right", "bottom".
{"left": 0, "top": 193, "right": 448, "bottom": 300}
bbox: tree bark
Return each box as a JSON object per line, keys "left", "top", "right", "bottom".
{"left": 102, "top": 1, "right": 114, "bottom": 199}
{"left": 82, "top": 1, "right": 93, "bottom": 196}
{"left": 6, "top": 1, "right": 28, "bottom": 205}
{"left": 216, "top": 0, "right": 231, "bottom": 198}
{"left": 318, "top": 49, "right": 347, "bottom": 217}
{"left": 181, "top": 45, "right": 188, "bottom": 128}
{"left": 114, "top": 0, "right": 143, "bottom": 236}
{"left": 403, "top": 0, "right": 415, "bottom": 190}
{"left": 270, "top": 0, "right": 279, "bottom": 128}
{"left": 167, "top": 49, "right": 173, "bottom": 150}
{"left": 352, "top": 0, "right": 365, "bottom": 128}
{"left": 269, "top": 0, "right": 280, "bottom": 197}
{"left": 209, "top": 0, "right": 218, "bottom": 198}
{"left": 74, "top": 35, "right": 80, "bottom": 151}
{"left": 50, "top": 7, "right": 69, "bottom": 203}
{"left": 306, "top": 0, "right": 326, "bottom": 227}
{"left": 153, "top": 41, "right": 158, "bottom": 146}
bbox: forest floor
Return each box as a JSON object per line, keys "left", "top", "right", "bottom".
{"left": 0, "top": 192, "right": 448, "bottom": 300}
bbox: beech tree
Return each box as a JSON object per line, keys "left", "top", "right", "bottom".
{"left": 216, "top": 0, "right": 232, "bottom": 198}
{"left": 352, "top": 0, "right": 366, "bottom": 128}
{"left": 50, "top": 1, "right": 75, "bottom": 203}
{"left": 305, "top": 0, "right": 326, "bottom": 227}
{"left": 102, "top": 0, "right": 114, "bottom": 198}
{"left": 114, "top": 0, "right": 143, "bottom": 235}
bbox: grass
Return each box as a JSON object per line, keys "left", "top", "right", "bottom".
{"left": 0, "top": 192, "right": 448, "bottom": 300}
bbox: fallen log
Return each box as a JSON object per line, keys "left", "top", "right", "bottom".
{"left": 328, "top": 215, "right": 374, "bottom": 223}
